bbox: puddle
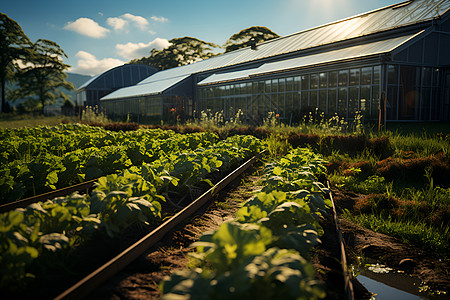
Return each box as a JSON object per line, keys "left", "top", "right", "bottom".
{"left": 354, "top": 262, "right": 448, "bottom": 300}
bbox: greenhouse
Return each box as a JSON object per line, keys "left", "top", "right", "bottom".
{"left": 100, "top": 0, "right": 450, "bottom": 123}
{"left": 76, "top": 64, "right": 158, "bottom": 108}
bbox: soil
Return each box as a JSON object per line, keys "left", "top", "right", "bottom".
{"left": 332, "top": 187, "right": 450, "bottom": 294}
{"left": 54, "top": 170, "right": 448, "bottom": 299}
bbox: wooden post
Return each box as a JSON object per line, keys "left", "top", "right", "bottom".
{"left": 378, "top": 91, "right": 386, "bottom": 132}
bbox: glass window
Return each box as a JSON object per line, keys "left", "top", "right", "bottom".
{"left": 278, "top": 78, "right": 285, "bottom": 93}
{"left": 399, "top": 66, "right": 418, "bottom": 120}
{"left": 278, "top": 93, "right": 285, "bottom": 117}
{"left": 361, "top": 67, "right": 372, "bottom": 85}
{"left": 265, "top": 94, "right": 271, "bottom": 114}
{"left": 286, "top": 92, "right": 293, "bottom": 114}
{"left": 387, "top": 86, "right": 398, "bottom": 120}
{"left": 214, "top": 86, "right": 221, "bottom": 97}
{"left": 294, "top": 76, "right": 300, "bottom": 91}
{"left": 257, "top": 81, "right": 264, "bottom": 93}
{"left": 240, "top": 83, "right": 246, "bottom": 95}
{"left": 420, "top": 87, "right": 431, "bottom": 120}
{"left": 272, "top": 79, "right": 279, "bottom": 93}
{"left": 310, "top": 74, "right": 319, "bottom": 89}
{"left": 348, "top": 87, "right": 359, "bottom": 116}
{"left": 265, "top": 80, "right": 271, "bottom": 93}
{"left": 319, "top": 90, "right": 327, "bottom": 112}
{"left": 258, "top": 94, "right": 264, "bottom": 115}
{"left": 271, "top": 94, "right": 278, "bottom": 113}
{"left": 286, "top": 77, "right": 293, "bottom": 92}
{"left": 293, "top": 91, "right": 300, "bottom": 110}
{"left": 338, "top": 88, "right": 348, "bottom": 118}
{"left": 373, "top": 66, "right": 381, "bottom": 85}
{"left": 328, "top": 71, "right": 337, "bottom": 88}
{"left": 371, "top": 86, "right": 380, "bottom": 119}
{"left": 301, "top": 75, "right": 309, "bottom": 91}
{"left": 246, "top": 82, "right": 252, "bottom": 94}
{"left": 328, "top": 89, "right": 337, "bottom": 114}
{"left": 301, "top": 92, "right": 309, "bottom": 110}
{"left": 207, "top": 87, "right": 214, "bottom": 98}
{"left": 338, "top": 70, "right": 348, "bottom": 87}
{"left": 319, "top": 73, "right": 327, "bottom": 88}
{"left": 432, "top": 69, "right": 440, "bottom": 87}
{"left": 388, "top": 65, "right": 398, "bottom": 85}
{"left": 350, "top": 69, "right": 360, "bottom": 86}
{"left": 431, "top": 87, "right": 439, "bottom": 120}
{"left": 310, "top": 91, "right": 318, "bottom": 107}
{"left": 422, "top": 67, "right": 432, "bottom": 86}
{"left": 360, "top": 86, "right": 370, "bottom": 113}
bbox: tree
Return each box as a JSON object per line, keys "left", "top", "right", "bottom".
{"left": 0, "top": 13, "right": 31, "bottom": 113}
{"left": 11, "top": 39, "right": 74, "bottom": 114}
{"left": 224, "top": 26, "right": 279, "bottom": 53}
{"left": 130, "top": 37, "right": 219, "bottom": 70}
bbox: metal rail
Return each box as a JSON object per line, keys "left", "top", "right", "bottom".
{"left": 0, "top": 179, "right": 97, "bottom": 213}
{"left": 54, "top": 152, "right": 264, "bottom": 300}
{"left": 327, "top": 182, "right": 354, "bottom": 300}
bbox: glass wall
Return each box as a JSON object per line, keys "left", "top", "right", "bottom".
{"left": 385, "top": 64, "right": 440, "bottom": 121}
{"left": 101, "top": 95, "right": 163, "bottom": 119}
{"left": 198, "top": 65, "right": 382, "bottom": 122}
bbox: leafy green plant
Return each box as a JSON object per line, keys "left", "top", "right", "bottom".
{"left": 161, "top": 148, "right": 330, "bottom": 299}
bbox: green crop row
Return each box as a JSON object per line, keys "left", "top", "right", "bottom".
{"left": 0, "top": 123, "right": 176, "bottom": 162}
{"left": 0, "top": 126, "right": 219, "bottom": 204}
{"left": 0, "top": 135, "right": 263, "bottom": 291}
{"left": 161, "top": 148, "right": 331, "bottom": 300}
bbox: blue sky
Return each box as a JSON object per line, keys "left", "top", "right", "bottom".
{"left": 3, "top": 0, "right": 401, "bottom": 76}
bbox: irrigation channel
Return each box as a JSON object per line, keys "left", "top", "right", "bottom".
{"left": 2, "top": 152, "right": 380, "bottom": 300}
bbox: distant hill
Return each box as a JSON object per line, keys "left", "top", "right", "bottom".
{"left": 65, "top": 73, "right": 93, "bottom": 104}
{"left": 67, "top": 73, "right": 93, "bottom": 89}
{"left": 6, "top": 72, "right": 92, "bottom": 107}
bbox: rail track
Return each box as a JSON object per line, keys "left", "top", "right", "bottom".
{"left": 0, "top": 179, "right": 97, "bottom": 213}
{"left": 1, "top": 150, "right": 353, "bottom": 300}
{"left": 52, "top": 152, "right": 263, "bottom": 300}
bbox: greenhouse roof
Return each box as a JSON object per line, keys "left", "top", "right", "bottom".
{"left": 198, "top": 32, "right": 420, "bottom": 85}
{"left": 197, "top": 68, "right": 259, "bottom": 86}
{"left": 145, "top": 0, "right": 449, "bottom": 78}
{"left": 102, "top": 0, "right": 449, "bottom": 100}
{"left": 101, "top": 74, "right": 190, "bottom": 100}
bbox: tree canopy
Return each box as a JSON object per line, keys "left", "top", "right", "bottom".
{"left": 0, "top": 12, "right": 31, "bottom": 113}
{"left": 223, "top": 26, "right": 279, "bottom": 53}
{"left": 130, "top": 37, "right": 219, "bottom": 70}
{"left": 130, "top": 27, "right": 279, "bottom": 71}
{"left": 11, "top": 39, "right": 74, "bottom": 114}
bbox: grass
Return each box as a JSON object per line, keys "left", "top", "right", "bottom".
{"left": 0, "top": 113, "right": 79, "bottom": 129}
{"left": 343, "top": 210, "right": 449, "bottom": 257}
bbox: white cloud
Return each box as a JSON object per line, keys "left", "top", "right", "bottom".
{"left": 115, "top": 38, "right": 170, "bottom": 60}
{"left": 69, "top": 51, "right": 125, "bottom": 76}
{"left": 151, "top": 16, "right": 169, "bottom": 23}
{"left": 107, "top": 17, "right": 128, "bottom": 32}
{"left": 64, "top": 18, "right": 110, "bottom": 38}
{"left": 106, "top": 13, "right": 151, "bottom": 32}
{"left": 123, "top": 13, "right": 149, "bottom": 30}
